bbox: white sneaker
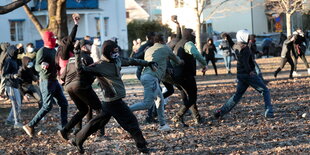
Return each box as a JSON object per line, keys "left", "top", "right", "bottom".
{"left": 164, "top": 98, "right": 168, "bottom": 105}
{"left": 158, "top": 124, "right": 171, "bottom": 131}
{"left": 293, "top": 71, "right": 301, "bottom": 77}
{"left": 308, "top": 68, "right": 310, "bottom": 74}
{"left": 14, "top": 122, "right": 23, "bottom": 129}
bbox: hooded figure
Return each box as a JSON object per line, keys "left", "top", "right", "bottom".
{"left": 18, "top": 56, "right": 42, "bottom": 108}
{"left": 169, "top": 28, "right": 207, "bottom": 126}
{"left": 214, "top": 29, "right": 274, "bottom": 119}
{"left": 71, "top": 39, "right": 153, "bottom": 154}
{"left": 3, "top": 45, "right": 20, "bottom": 88}
{"left": 43, "top": 31, "right": 56, "bottom": 49}
{"left": 3, "top": 45, "right": 23, "bottom": 128}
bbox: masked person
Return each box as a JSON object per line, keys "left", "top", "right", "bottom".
{"left": 274, "top": 35, "right": 296, "bottom": 79}
{"left": 24, "top": 43, "right": 37, "bottom": 60}
{"left": 57, "top": 39, "right": 103, "bottom": 141}
{"left": 71, "top": 40, "right": 156, "bottom": 154}
{"left": 214, "top": 29, "right": 274, "bottom": 119}
{"left": 3, "top": 45, "right": 23, "bottom": 128}
{"left": 23, "top": 31, "right": 69, "bottom": 138}
{"left": 18, "top": 56, "right": 42, "bottom": 108}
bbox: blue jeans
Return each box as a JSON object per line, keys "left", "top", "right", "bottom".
{"left": 130, "top": 74, "right": 166, "bottom": 126}
{"left": 223, "top": 55, "right": 231, "bottom": 72}
{"left": 6, "top": 86, "right": 22, "bottom": 124}
{"left": 28, "top": 79, "right": 68, "bottom": 127}
{"left": 219, "top": 73, "right": 273, "bottom": 116}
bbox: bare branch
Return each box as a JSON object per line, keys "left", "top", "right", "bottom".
{"left": 23, "top": 5, "right": 44, "bottom": 38}
{"left": 0, "top": 0, "right": 30, "bottom": 14}
{"left": 205, "top": 0, "right": 229, "bottom": 21}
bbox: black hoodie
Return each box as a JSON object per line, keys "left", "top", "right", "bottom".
{"left": 18, "top": 56, "right": 38, "bottom": 85}
{"left": 3, "top": 45, "right": 20, "bottom": 88}
{"left": 233, "top": 42, "right": 255, "bottom": 74}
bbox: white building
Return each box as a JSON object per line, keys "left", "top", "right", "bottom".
{"left": 161, "top": 0, "right": 269, "bottom": 35}
{"left": 125, "top": 0, "right": 150, "bottom": 23}
{"left": 0, "top": 0, "right": 129, "bottom": 50}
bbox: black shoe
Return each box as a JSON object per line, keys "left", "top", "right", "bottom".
{"left": 214, "top": 109, "right": 222, "bottom": 119}
{"left": 274, "top": 72, "right": 277, "bottom": 78}
{"left": 57, "top": 129, "right": 68, "bottom": 141}
{"left": 70, "top": 138, "right": 85, "bottom": 154}
{"left": 172, "top": 116, "right": 189, "bottom": 127}
{"left": 144, "top": 117, "right": 158, "bottom": 124}
{"left": 138, "top": 146, "right": 149, "bottom": 153}
{"left": 194, "top": 117, "right": 205, "bottom": 125}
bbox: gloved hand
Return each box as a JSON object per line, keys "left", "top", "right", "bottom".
{"left": 148, "top": 62, "right": 158, "bottom": 72}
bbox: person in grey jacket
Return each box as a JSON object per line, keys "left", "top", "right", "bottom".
{"left": 274, "top": 35, "right": 296, "bottom": 79}
{"left": 219, "top": 33, "right": 234, "bottom": 74}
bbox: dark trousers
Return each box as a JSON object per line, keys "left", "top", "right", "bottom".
{"left": 292, "top": 53, "right": 309, "bottom": 71}
{"left": 75, "top": 99, "right": 147, "bottom": 148}
{"left": 64, "top": 83, "right": 102, "bottom": 132}
{"left": 174, "top": 76, "right": 200, "bottom": 120}
{"left": 263, "top": 46, "right": 270, "bottom": 57}
{"left": 20, "top": 84, "right": 42, "bottom": 108}
{"left": 275, "top": 57, "right": 294, "bottom": 78}
{"left": 205, "top": 56, "right": 218, "bottom": 75}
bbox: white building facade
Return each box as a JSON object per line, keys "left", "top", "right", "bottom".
{"left": 161, "top": 0, "right": 269, "bottom": 35}
{"left": 0, "top": 0, "right": 128, "bottom": 50}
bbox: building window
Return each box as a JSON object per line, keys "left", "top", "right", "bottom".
{"left": 10, "top": 20, "right": 24, "bottom": 41}
{"left": 126, "top": 11, "right": 130, "bottom": 18}
{"left": 95, "top": 17, "right": 100, "bottom": 37}
{"left": 175, "top": 0, "right": 184, "bottom": 8}
{"left": 206, "top": 0, "right": 211, "bottom": 5}
{"left": 104, "top": 17, "right": 109, "bottom": 37}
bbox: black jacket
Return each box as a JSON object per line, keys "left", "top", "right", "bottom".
{"left": 3, "top": 46, "right": 20, "bottom": 88}
{"left": 61, "top": 51, "right": 95, "bottom": 89}
{"left": 18, "top": 56, "right": 38, "bottom": 85}
{"left": 202, "top": 43, "right": 217, "bottom": 57}
{"left": 55, "top": 25, "right": 78, "bottom": 71}
{"left": 233, "top": 43, "right": 255, "bottom": 74}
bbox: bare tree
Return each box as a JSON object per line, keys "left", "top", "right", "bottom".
{"left": 0, "top": 0, "right": 30, "bottom": 14}
{"left": 193, "top": 0, "right": 229, "bottom": 52}
{"left": 23, "top": 0, "right": 68, "bottom": 39}
{"left": 265, "top": 0, "right": 310, "bottom": 36}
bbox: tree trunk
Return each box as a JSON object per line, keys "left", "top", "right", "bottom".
{"left": 196, "top": 19, "right": 202, "bottom": 52}
{"left": 286, "top": 13, "right": 292, "bottom": 36}
{"left": 23, "top": 5, "right": 44, "bottom": 37}
{"left": 0, "top": 0, "right": 30, "bottom": 14}
{"left": 56, "top": 0, "right": 68, "bottom": 39}
{"left": 47, "top": 0, "right": 58, "bottom": 35}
